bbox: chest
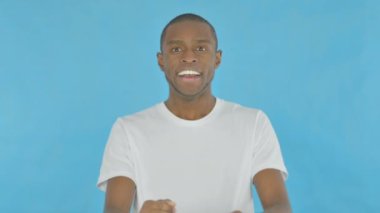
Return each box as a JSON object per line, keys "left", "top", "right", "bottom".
{"left": 135, "top": 124, "right": 252, "bottom": 168}
{"left": 130, "top": 123, "right": 255, "bottom": 212}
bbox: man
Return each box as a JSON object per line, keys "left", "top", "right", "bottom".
{"left": 97, "top": 13, "right": 291, "bottom": 213}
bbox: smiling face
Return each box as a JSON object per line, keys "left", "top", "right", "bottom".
{"left": 158, "top": 20, "right": 222, "bottom": 100}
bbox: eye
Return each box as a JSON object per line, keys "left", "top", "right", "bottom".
{"left": 171, "top": 47, "right": 182, "bottom": 53}
{"left": 196, "top": 46, "right": 207, "bottom": 52}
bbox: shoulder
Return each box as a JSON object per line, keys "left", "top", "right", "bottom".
{"left": 217, "top": 98, "right": 274, "bottom": 127}
{"left": 218, "top": 98, "right": 263, "bottom": 118}
{"left": 115, "top": 103, "right": 163, "bottom": 128}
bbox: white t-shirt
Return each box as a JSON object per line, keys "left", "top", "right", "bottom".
{"left": 97, "top": 98, "right": 287, "bottom": 213}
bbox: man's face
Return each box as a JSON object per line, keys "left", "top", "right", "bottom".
{"left": 158, "top": 20, "right": 222, "bottom": 99}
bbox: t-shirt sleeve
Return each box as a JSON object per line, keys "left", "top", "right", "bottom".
{"left": 250, "top": 111, "right": 288, "bottom": 182}
{"left": 97, "top": 118, "right": 136, "bottom": 191}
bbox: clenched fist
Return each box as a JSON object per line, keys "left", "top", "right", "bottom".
{"left": 140, "top": 199, "right": 176, "bottom": 213}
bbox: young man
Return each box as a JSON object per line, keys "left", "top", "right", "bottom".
{"left": 97, "top": 13, "right": 291, "bottom": 213}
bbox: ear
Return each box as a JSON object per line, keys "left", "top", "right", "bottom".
{"left": 157, "top": 52, "right": 165, "bottom": 71}
{"left": 215, "top": 50, "right": 222, "bottom": 68}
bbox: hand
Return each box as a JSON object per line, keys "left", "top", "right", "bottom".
{"left": 140, "top": 199, "right": 176, "bottom": 213}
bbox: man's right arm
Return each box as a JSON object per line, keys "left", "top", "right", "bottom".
{"left": 104, "top": 176, "right": 177, "bottom": 213}
{"left": 104, "top": 176, "right": 136, "bottom": 213}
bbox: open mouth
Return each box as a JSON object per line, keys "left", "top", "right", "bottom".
{"left": 177, "top": 70, "right": 201, "bottom": 80}
{"left": 178, "top": 70, "right": 201, "bottom": 76}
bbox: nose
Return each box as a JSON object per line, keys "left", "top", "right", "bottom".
{"left": 181, "top": 50, "right": 197, "bottom": 63}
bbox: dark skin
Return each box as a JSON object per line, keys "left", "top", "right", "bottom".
{"left": 104, "top": 20, "right": 291, "bottom": 213}
{"left": 158, "top": 20, "right": 222, "bottom": 121}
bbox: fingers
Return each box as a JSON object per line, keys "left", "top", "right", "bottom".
{"left": 156, "top": 199, "right": 176, "bottom": 211}
{"left": 142, "top": 199, "right": 239, "bottom": 213}
{"left": 141, "top": 199, "right": 176, "bottom": 213}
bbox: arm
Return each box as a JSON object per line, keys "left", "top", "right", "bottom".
{"left": 104, "top": 176, "right": 136, "bottom": 213}
{"left": 104, "top": 176, "right": 177, "bottom": 213}
{"left": 253, "top": 169, "right": 291, "bottom": 213}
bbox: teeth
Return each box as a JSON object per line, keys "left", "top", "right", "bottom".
{"left": 178, "top": 70, "right": 200, "bottom": 76}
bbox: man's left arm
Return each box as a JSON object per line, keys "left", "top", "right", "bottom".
{"left": 253, "top": 168, "right": 291, "bottom": 213}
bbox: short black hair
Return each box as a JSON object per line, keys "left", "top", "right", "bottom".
{"left": 160, "top": 13, "right": 218, "bottom": 51}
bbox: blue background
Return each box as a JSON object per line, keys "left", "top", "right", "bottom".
{"left": 1, "top": 0, "right": 379, "bottom": 212}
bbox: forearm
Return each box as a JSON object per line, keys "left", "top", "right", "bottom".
{"left": 104, "top": 207, "right": 129, "bottom": 213}
{"left": 263, "top": 203, "right": 292, "bottom": 213}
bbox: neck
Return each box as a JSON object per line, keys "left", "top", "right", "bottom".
{"left": 165, "top": 93, "right": 216, "bottom": 120}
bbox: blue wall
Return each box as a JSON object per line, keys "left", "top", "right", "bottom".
{"left": 1, "top": 0, "right": 379, "bottom": 212}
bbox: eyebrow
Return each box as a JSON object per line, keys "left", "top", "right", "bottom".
{"left": 195, "top": 39, "right": 212, "bottom": 44}
{"left": 166, "top": 40, "right": 184, "bottom": 45}
{"left": 166, "top": 39, "right": 212, "bottom": 45}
